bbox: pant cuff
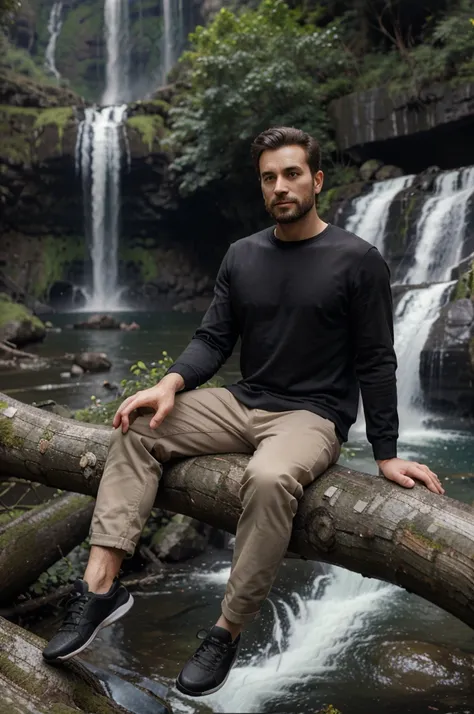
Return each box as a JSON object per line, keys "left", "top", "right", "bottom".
{"left": 90, "top": 532, "right": 136, "bottom": 556}
{"left": 221, "top": 598, "right": 260, "bottom": 626}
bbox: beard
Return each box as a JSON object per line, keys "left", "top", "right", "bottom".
{"left": 266, "top": 193, "right": 315, "bottom": 224}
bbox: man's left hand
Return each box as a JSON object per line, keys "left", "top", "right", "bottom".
{"left": 377, "top": 458, "right": 445, "bottom": 495}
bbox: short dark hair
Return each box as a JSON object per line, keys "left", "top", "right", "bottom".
{"left": 251, "top": 126, "right": 321, "bottom": 176}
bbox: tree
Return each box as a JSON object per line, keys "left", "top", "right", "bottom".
{"left": 1, "top": 391, "right": 474, "bottom": 629}
{"left": 169, "top": 0, "right": 354, "bottom": 196}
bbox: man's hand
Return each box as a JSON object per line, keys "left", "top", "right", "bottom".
{"left": 377, "top": 457, "right": 444, "bottom": 494}
{"left": 113, "top": 373, "right": 185, "bottom": 433}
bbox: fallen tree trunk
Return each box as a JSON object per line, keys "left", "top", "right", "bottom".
{"left": 0, "top": 492, "right": 94, "bottom": 604}
{"left": 0, "top": 393, "right": 473, "bottom": 628}
{"left": 0, "top": 616, "right": 162, "bottom": 714}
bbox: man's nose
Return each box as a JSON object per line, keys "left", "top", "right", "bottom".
{"left": 274, "top": 177, "right": 289, "bottom": 194}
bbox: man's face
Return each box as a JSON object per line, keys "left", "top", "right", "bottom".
{"left": 259, "top": 145, "right": 323, "bottom": 224}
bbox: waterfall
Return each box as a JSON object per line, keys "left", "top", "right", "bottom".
{"left": 340, "top": 171, "right": 474, "bottom": 430}
{"left": 394, "top": 283, "right": 452, "bottom": 427}
{"left": 44, "top": 1, "right": 63, "bottom": 81}
{"left": 78, "top": 106, "right": 127, "bottom": 311}
{"left": 403, "top": 166, "right": 474, "bottom": 284}
{"left": 345, "top": 175, "right": 415, "bottom": 252}
{"left": 102, "top": 0, "right": 131, "bottom": 105}
{"left": 161, "top": 0, "right": 187, "bottom": 83}
{"left": 205, "top": 566, "right": 396, "bottom": 713}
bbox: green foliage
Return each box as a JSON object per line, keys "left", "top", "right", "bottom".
{"left": 169, "top": 0, "right": 353, "bottom": 196}
{"left": 451, "top": 262, "right": 474, "bottom": 301}
{"left": 121, "top": 246, "right": 159, "bottom": 283}
{"left": 0, "top": 292, "right": 44, "bottom": 332}
{"left": 0, "top": 38, "right": 54, "bottom": 84}
{"left": 32, "top": 236, "right": 86, "bottom": 300}
{"left": 75, "top": 352, "right": 223, "bottom": 425}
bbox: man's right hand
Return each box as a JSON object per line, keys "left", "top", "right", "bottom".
{"left": 113, "top": 373, "right": 185, "bottom": 433}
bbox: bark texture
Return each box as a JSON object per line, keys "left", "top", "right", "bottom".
{"left": 0, "top": 493, "right": 94, "bottom": 604}
{"left": 0, "top": 616, "right": 129, "bottom": 713}
{"left": 0, "top": 393, "right": 474, "bottom": 628}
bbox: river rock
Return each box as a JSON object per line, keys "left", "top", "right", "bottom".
{"left": 74, "top": 352, "right": 112, "bottom": 372}
{"left": 151, "top": 514, "right": 212, "bottom": 562}
{"left": 0, "top": 294, "right": 46, "bottom": 347}
{"left": 359, "top": 159, "right": 384, "bottom": 181}
{"left": 74, "top": 314, "right": 121, "bottom": 330}
{"left": 372, "top": 640, "right": 474, "bottom": 693}
{"left": 70, "top": 364, "right": 85, "bottom": 376}
{"left": 120, "top": 321, "right": 140, "bottom": 331}
{"left": 374, "top": 164, "right": 403, "bottom": 181}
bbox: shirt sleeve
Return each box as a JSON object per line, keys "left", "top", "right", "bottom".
{"left": 165, "top": 246, "right": 239, "bottom": 390}
{"left": 350, "top": 246, "right": 399, "bottom": 461}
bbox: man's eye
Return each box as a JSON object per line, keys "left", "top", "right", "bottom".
{"left": 289, "top": 172, "right": 298, "bottom": 178}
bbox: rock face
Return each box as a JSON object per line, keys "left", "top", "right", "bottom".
{"left": 329, "top": 82, "right": 474, "bottom": 172}
{"left": 73, "top": 352, "right": 112, "bottom": 372}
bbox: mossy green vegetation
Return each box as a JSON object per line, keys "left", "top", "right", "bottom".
{"left": 452, "top": 262, "right": 474, "bottom": 301}
{"left": 121, "top": 246, "right": 159, "bottom": 283}
{"left": 32, "top": 236, "right": 86, "bottom": 300}
{"left": 404, "top": 522, "right": 443, "bottom": 551}
{"left": 0, "top": 292, "right": 44, "bottom": 333}
{"left": 34, "top": 107, "right": 74, "bottom": 149}
{"left": 126, "top": 114, "right": 165, "bottom": 151}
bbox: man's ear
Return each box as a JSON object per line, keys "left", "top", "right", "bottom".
{"left": 314, "top": 170, "right": 324, "bottom": 195}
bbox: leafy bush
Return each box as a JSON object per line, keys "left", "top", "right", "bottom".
{"left": 75, "top": 352, "right": 222, "bottom": 425}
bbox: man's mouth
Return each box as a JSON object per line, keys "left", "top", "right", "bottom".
{"left": 274, "top": 201, "right": 295, "bottom": 206}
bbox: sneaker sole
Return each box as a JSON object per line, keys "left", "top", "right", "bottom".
{"left": 53, "top": 594, "right": 134, "bottom": 662}
{"left": 175, "top": 644, "right": 239, "bottom": 698}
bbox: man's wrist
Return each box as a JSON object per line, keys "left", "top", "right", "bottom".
{"left": 160, "top": 372, "right": 185, "bottom": 393}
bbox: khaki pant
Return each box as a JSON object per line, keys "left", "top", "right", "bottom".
{"left": 90, "top": 388, "right": 341, "bottom": 625}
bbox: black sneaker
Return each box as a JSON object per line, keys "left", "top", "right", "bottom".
{"left": 175, "top": 625, "right": 240, "bottom": 697}
{"left": 42, "top": 579, "right": 134, "bottom": 662}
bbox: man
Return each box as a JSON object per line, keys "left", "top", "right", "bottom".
{"left": 43, "top": 126, "right": 444, "bottom": 696}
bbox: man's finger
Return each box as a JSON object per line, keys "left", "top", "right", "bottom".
{"left": 405, "top": 465, "right": 443, "bottom": 494}
{"left": 385, "top": 472, "right": 415, "bottom": 488}
{"left": 149, "top": 404, "right": 171, "bottom": 430}
{"left": 113, "top": 396, "right": 135, "bottom": 428}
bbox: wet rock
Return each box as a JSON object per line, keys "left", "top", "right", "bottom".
{"left": 32, "top": 399, "right": 74, "bottom": 419}
{"left": 374, "top": 164, "right": 403, "bottom": 181}
{"left": 70, "top": 364, "right": 85, "bottom": 376}
{"left": 151, "top": 514, "right": 212, "bottom": 562}
{"left": 0, "top": 294, "right": 46, "bottom": 347}
{"left": 74, "top": 314, "right": 121, "bottom": 330}
{"left": 359, "top": 159, "right": 384, "bottom": 181}
{"left": 74, "top": 351, "right": 111, "bottom": 372}
{"left": 373, "top": 640, "right": 474, "bottom": 693}
{"left": 120, "top": 321, "right": 140, "bottom": 331}
{"left": 420, "top": 298, "right": 474, "bottom": 414}
{"left": 172, "top": 296, "right": 213, "bottom": 313}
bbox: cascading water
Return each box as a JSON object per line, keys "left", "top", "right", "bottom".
{"left": 340, "top": 167, "right": 474, "bottom": 431}
{"left": 394, "top": 283, "right": 452, "bottom": 428}
{"left": 102, "top": 0, "right": 131, "bottom": 105}
{"left": 345, "top": 174, "right": 414, "bottom": 252}
{"left": 403, "top": 166, "right": 474, "bottom": 285}
{"left": 44, "top": 1, "right": 63, "bottom": 81}
{"left": 204, "top": 566, "right": 396, "bottom": 713}
{"left": 161, "top": 0, "right": 186, "bottom": 83}
{"left": 78, "top": 106, "right": 127, "bottom": 311}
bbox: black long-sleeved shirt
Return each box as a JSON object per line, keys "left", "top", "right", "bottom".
{"left": 166, "top": 224, "right": 399, "bottom": 460}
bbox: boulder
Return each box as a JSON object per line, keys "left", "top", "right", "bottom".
{"left": 74, "top": 352, "right": 112, "bottom": 372}
{"left": 0, "top": 293, "right": 46, "bottom": 347}
{"left": 420, "top": 298, "right": 474, "bottom": 413}
{"left": 372, "top": 640, "right": 474, "bottom": 693}
{"left": 151, "top": 513, "right": 212, "bottom": 562}
{"left": 374, "top": 164, "right": 403, "bottom": 181}
{"left": 70, "top": 364, "right": 85, "bottom": 376}
{"left": 359, "top": 159, "right": 384, "bottom": 181}
{"left": 74, "top": 314, "right": 121, "bottom": 330}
